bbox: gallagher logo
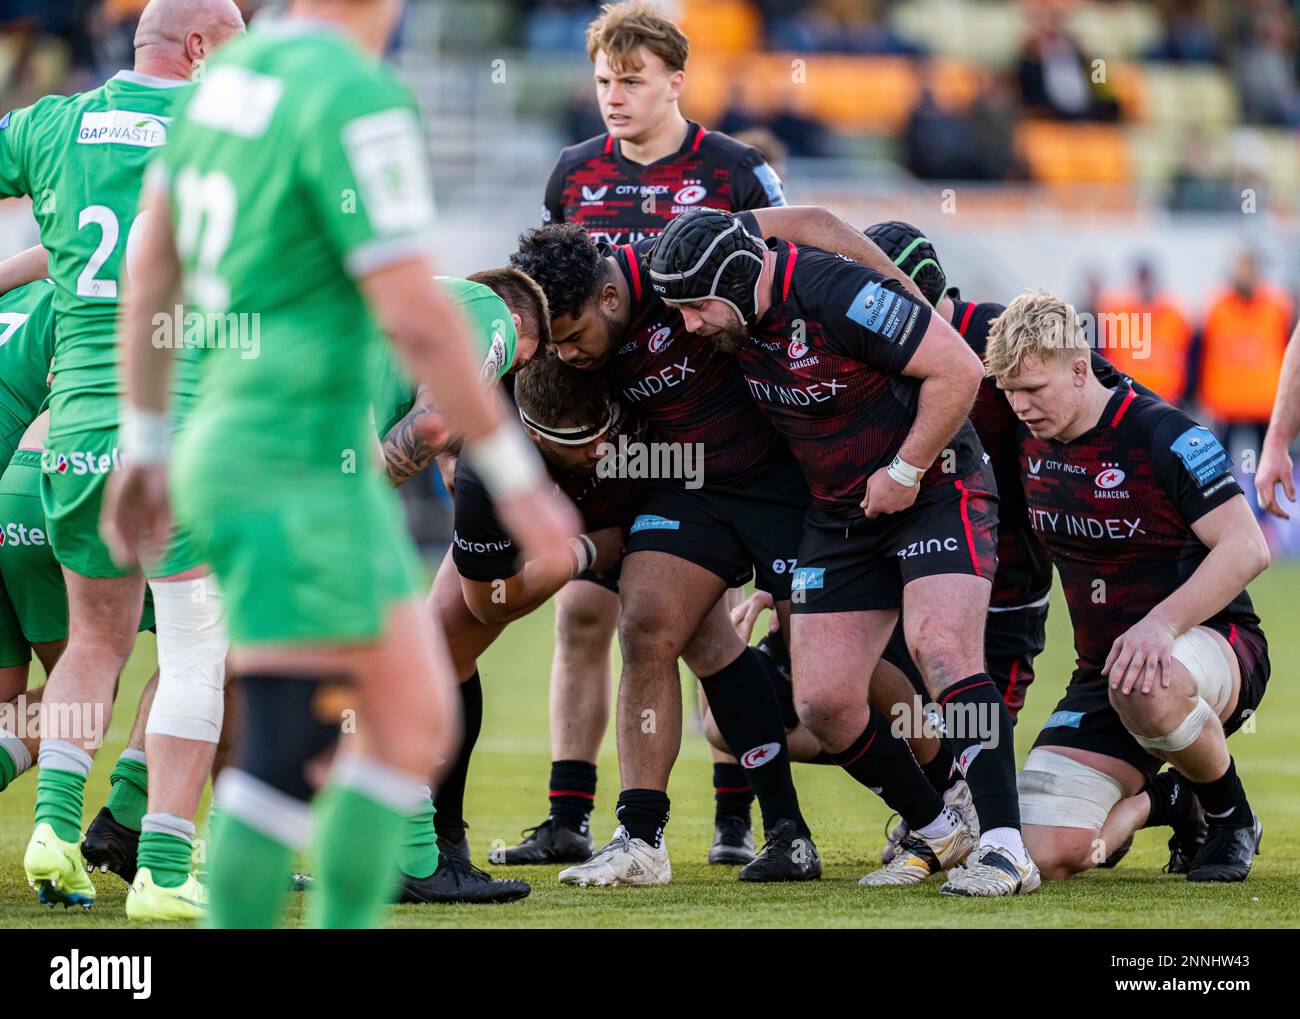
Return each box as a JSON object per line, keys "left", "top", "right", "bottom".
{"left": 1095, "top": 465, "right": 1125, "bottom": 489}
{"left": 740, "top": 742, "right": 781, "bottom": 769}
{"left": 673, "top": 184, "right": 706, "bottom": 205}
{"left": 788, "top": 338, "right": 809, "bottom": 359}
{"left": 647, "top": 325, "right": 672, "bottom": 353}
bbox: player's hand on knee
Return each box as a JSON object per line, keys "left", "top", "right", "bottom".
{"left": 101, "top": 464, "right": 172, "bottom": 569}
{"left": 729, "top": 590, "right": 773, "bottom": 643}
{"left": 1103, "top": 617, "right": 1176, "bottom": 696}
{"left": 1255, "top": 443, "right": 1295, "bottom": 520}
{"left": 861, "top": 466, "right": 921, "bottom": 519}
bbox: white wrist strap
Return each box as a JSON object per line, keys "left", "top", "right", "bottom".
{"left": 120, "top": 407, "right": 172, "bottom": 466}
{"left": 466, "top": 420, "right": 546, "bottom": 500}
{"left": 887, "top": 454, "right": 923, "bottom": 488}
{"left": 568, "top": 534, "right": 596, "bottom": 576}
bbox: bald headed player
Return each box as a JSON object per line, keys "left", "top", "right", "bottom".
{"left": 0, "top": 0, "right": 245, "bottom": 918}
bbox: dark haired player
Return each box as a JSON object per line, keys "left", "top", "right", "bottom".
{"left": 986, "top": 292, "right": 1270, "bottom": 883}
{"left": 525, "top": 0, "right": 791, "bottom": 866}
{"left": 650, "top": 208, "right": 1039, "bottom": 895}
{"left": 510, "top": 208, "right": 922, "bottom": 885}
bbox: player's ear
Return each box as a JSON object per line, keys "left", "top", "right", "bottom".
{"left": 599, "top": 280, "right": 621, "bottom": 315}
{"left": 667, "top": 70, "right": 685, "bottom": 102}
{"left": 1072, "top": 355, "right": 1089, "bottom": 386}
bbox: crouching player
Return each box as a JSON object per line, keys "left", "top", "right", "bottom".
{"left": 986, "top": 292, "right": 1270, "bottom": 883}
{"left": 419, "top": 354, "right": 648, "bottom": 892}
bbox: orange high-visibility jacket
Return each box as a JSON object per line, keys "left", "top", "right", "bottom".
{"left": 1097, "top": 291, "right": 1193, "bottom": 403}
{"left": 1200, "top": 285, "right": 1292, "bottom": 423}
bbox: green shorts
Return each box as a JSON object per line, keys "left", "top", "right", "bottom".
{"left": 172, "top": 471, "right": 423, "bottom": 646}
{"left": 41, "top": 427, "right": 202, "bottom": 580}
{"left": 0, "top": 449, "right": 155, "bottom": 665}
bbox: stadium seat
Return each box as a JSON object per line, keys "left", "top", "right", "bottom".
{"left": 1018, "top": 120, "right": 1132, "bottom": 186}
{"left": 678, "top": 0, "right": 761, "bottom": 54}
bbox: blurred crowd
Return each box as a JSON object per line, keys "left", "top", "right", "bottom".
{"left": 1081, "top": 250, "right": 1292, "bottom": 459}
{"left": 525, "top": 0, "right": 1300, "bottom": 201}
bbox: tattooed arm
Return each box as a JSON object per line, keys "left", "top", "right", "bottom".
{"left": 382, "top": 386, "right": 454, "bottom": 486}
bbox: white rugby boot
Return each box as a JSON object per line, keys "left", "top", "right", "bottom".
{"left": 860, "top": 810, "right": 974, "bottom": 886}
{"left": 944, "top": 780, "right": 981, "bottom": 844}
{"left": 941, "top": 844, "right": 1041, "bottom": 896}
{"left": 557, "top": 826, "right": 671, "bottom": 887}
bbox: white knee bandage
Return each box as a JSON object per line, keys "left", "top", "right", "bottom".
{"left": 1133, "top": 696, "right": 1214, "bottom": 754}
{"left": 145, "top": 576, "right": 230, "bottom": 743}
{"left": 1017, "top": 748, "right": 1124, "bottom": 830}
{"left": 1171, "top": 626, "right": 1234, "bottom": 716}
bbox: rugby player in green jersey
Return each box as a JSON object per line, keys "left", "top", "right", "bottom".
{"left": 0, "top": 266, "right": 181, "bottom": 884}
{"left": 374, "top": 267, "right": 548, "bottom": 903}
{"left": 0, "top": 0, "right": 246, "bottom": 918}
{"left": 103, "top": 0, "right": 578, "bottom": 929}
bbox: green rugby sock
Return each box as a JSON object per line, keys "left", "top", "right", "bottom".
{"left": 0, "top": 744, "right": 19, "bottom": 792}
{"left": 35, "top": 741, "right": 91, "bottom": 843}
{"left": 397, "top": 792, "right": 439, "bottom": 880}
{"left": 139, "top": 814, "right": 195, "bottom": 888}
{"left": 311, "top": 757, "right": 423, "bottom": 929}
{"left": 207, "top": 805, "right": 294, "bottom": 929}
{"left": 105, "top": 750, "right": 148, "bottom": 832}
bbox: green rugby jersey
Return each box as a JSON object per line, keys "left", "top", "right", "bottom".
{"left": 0, "top": 278, "right": 56, "bottom": 462}
{"left": 157, "top": 21, "right": 440, "bottom": 486}
{"left": 372, "top": 276, "right": 516, "bottom": 438}
{"left": 0, "top": 71, "right": 193, "bottom": 430}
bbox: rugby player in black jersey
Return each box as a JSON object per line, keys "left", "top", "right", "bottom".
{"left": 510, "top": 207, "right": 921, "bottom": 885}
{"left": 514, "top": 0, "right": 791, "bottom": 867}
{"left": 986, "top": 292, "right": 1270, "bottom": 883}
{"left": 651, "top": 208, "right": 1041, "bottom": 896}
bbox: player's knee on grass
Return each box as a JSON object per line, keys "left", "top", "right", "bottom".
{"left": 1019, "top": 748, "right": 1124, "bottom": 878}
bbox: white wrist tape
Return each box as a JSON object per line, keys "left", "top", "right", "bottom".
{"left": 887, "top": 454, "right": 922, "bottom": 488}
{"left": 467, "top": 420, "right": 546, "bottom": 500}
{"left": 120, "top": 407, "right": 172, "bottom": 466}
{"left": 568, "top": 534, "right": 596, "bottom": 576}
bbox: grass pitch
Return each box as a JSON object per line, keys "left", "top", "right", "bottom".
{"left": 2, "top": 563, "right": 1297, "bottom": 929}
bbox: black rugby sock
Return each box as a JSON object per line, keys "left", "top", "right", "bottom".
{"left": 433, "top": 671, "right": 482, "bottom": 845}
{"left": 548, "top": 759, "right": 596, "bottom": 833}
{"left": 615, "top": 789, "right": 670, "bottom": 848}
{"left": 921, "top": 739, "right": 958, "bottom": 794}
{"left": 699, "top": 648, "right": 806, "bottom": 835}
{"left": 829, "top": 710, "right": 945, "bottom": 829}
{"left": 940, "top": 674, "right": 1020, "bottom": 832}
{"left": 1190, "top": 757, "right": 1252, "bottom": 829}
{"left": 1142, "top": 769, "right": 1193, "bottom": 830}
{"left": 711, "top": 763, "right": 753, "bottom": 823}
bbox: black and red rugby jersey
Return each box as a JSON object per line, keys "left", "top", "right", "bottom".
{"left": 604, "top": 239, "right": 788, "bottom": 486}
{"left": 739, "top": 241, "right": 985, "bottom": 516}
{"left": 451, "top": 405, "right": 650, "bottom": 581}
{"left": 1019, "top": 385, "right": 1260, "bottom": 671}
{"left": 951, "top": 297, "right": 1053, "bottom": 609}
{"left": 543, "top": 121, "right": 786, "bottom": 246}
{"left": 953, "top": 292, "right": 1165, "bottom": 610}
